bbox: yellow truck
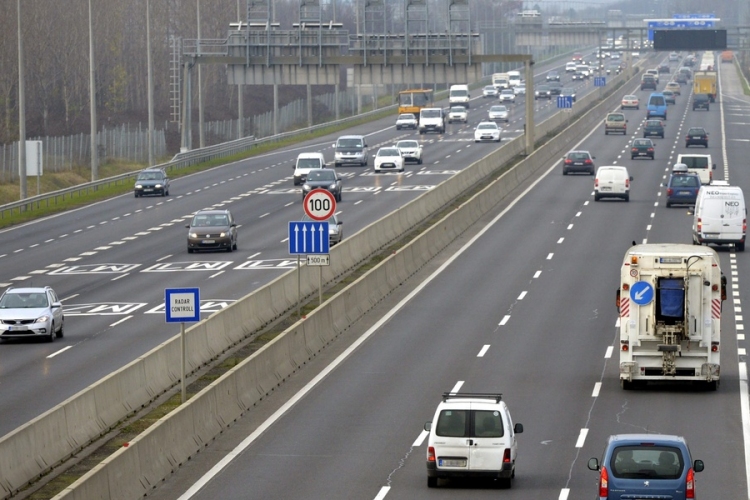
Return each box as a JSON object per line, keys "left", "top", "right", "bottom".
{"left": 693, "top": 71, "right": 717, "bottom": 102}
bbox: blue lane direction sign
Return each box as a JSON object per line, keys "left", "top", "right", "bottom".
{"left": 165, "top": 288, "right": 200, "bottom": 323}
{"left": 594, "top": 76, "right": 606, "bottom": 87}
{"left": 557, "top": 96, "right": 573, "bottom": 109}
{"left": 288, "top": 221, "right": 330, "bottom": 254}
{"left": 630, "top": 281, "right": 654, "bottom": 306}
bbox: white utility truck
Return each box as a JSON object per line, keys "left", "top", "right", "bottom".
{"left": 617, "top": 244, "right": 725, "bottom": 390}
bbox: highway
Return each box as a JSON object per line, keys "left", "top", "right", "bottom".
{"left": 140, "top": 57, "right": 750, "bottom": 499}
{"left": 0, "top": 55, "right": 605, "bottom": 438}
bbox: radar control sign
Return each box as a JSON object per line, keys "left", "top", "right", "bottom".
{"left": 165, "top": 288, "right": 200, "bottom": 323}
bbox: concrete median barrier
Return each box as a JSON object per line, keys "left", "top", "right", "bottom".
{"left": 2, "top": 63, "right": 646, "bottom": 499}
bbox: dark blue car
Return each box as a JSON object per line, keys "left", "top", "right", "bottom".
{"left": 665, "top": 169, "right": 701, "bottom": 207}
{"left": 588, "top": 434, "right": 704, "bottom": 500}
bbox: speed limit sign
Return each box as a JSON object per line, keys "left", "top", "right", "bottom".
{"left": 303, "top": 188, "right": 336, "bottom": 221}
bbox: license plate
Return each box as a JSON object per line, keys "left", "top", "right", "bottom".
{"left": 679, "top": 191, "right": 692, "bottom": 195}
{"left": 144, "top": 188, "right": 153, "bottom": 192}
{"left": 574, "top": 162, "right": 583, "bottom": 166}
{"left": 439, "top": 459, "right": 467, "bottom": 467}
{"left": 600, "top": 187, "right": 612, "bottom": 191}
{"left": 639, "top": 152, "right": 646, "bottom": 156}
{"left": 693, "top": 136, "right": 701, "bottom": 139}
{"left": 704, "top": 233, "right": 719, "bottom": 237}
{"left": 202, "top": 240, "right": 215, "bottom": 244}
{"left": 8, "top": 325, "right": 28, "bottom": 331}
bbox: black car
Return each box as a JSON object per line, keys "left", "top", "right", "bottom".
{"left": 547, "top": 81, "right": 563, "bottom": 96}
{"left": 630, "top": 138, "right": 655, "bottom": 160}
{"left": 301, "top": 168, "right": 343, "bottom": 202}
{"left": 685, "top": 127, "right": 708, "bottom": 148}
{"left": 571, "top": 71, "right": 586, "bottom": 81}
{"left": 658, "top": 64, "right": 670, "bottom": 74}
{"left": 186, "top": 209, "right": 238, "bottom": 253}
{"left": 693, "top": 94, "right": 710, "bottom": 111}
{"left": 562, "top": 150, "right": 595, "bottom": 175}
{"left": 643, "top": 119, "right": 665, "bottom": 138}
{"left": 134, "top": 168, "right": 170, "bottom": 197}
{"left": 674, "top": 72, "right": 688, "bottom": 84}
{"left": 640, "top": 75, "right": 657, "bottom": 90}
{"left": 534, "top": 85, "right": 552, "bottom": 100}
{"left": 546, "top": 70, "right": 561, "bottom": 82}
{"left": 560, "top": 87, "right": 577, "bottom": 102}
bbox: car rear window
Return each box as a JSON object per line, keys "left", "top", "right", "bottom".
{"left": 671, "top": 175, "right": 700, "bottom": 187}
{"left": 297, "top": 158, "right": 321, "bottom": 169}
{"left": 435, "top": 409, "right": 505, "bottom": 438}
{"left": 649, "top": 96, "right": 666, "bottom": 106}
{"left": 610, "top": 446, "right": 684, "bottom": 480}
{"left": 607, "top": 114, "right": 624, "bottom": 122}
{"left": 681, "top": 156, "right": 709, "bottom": 168}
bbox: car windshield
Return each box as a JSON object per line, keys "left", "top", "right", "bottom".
{"left": 307, "top": 170, "right": 335, "bottom": 181}
{"left": 396, "top": 141, "right": 418, "bottom": 148}
{"left": 378, "top": 148, "right": 400, "bottom": 156}
{"left": 0, "top": 292, "right": 49, "bottom": 309}
{"left": 421, "top": 109, "right": 441, "bottom": 118}
{"left": 646, "top": 121, "right": 661, "bottom": 126}
{"left": 337, "top": 139, "right": 362, "bottom": 148}
{"left": 192, "top": 214, "right": 229, "bottom": 227}
{"left": 398, "top": 114, "right": 415, "bottom": 120}
{"left": 478, "top": 123, "right": 497, "bottom": 130}
{"left": 501, "top": 89, "right": 513, "bottom": 94}
{"left": 490, "top": 106, "right": 505, "bottom": 112}
{"left": 450, "top": 107, "right": 466, "bottom": 113}
{"left": 568, "top": 152, "right": 590, "bottom": 160}
{"left": 137, "top": 172, "right": 163, "bottom": 181}
{"left": 484, "top": 86, "right": 494, "bottom": 91}
{"left": 609, "top": 446, "right": 684, "bottom": 480}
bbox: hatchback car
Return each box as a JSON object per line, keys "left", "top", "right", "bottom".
{"left": 571, "top": 71, "right": 586, "bottom": 81}
{"left": 662, "top": 89, "right": 676, "bottom": 104}
{"left": 692, "top": 93, "right": 710, "bottom": 111}
{"left": 488, "top": 105, "right": 509, "bottom": 122}
{"left": 425, "top": 393, "right": 523, "bottom": 489}
{"left": 620, "top": 95, "right": 639, "bottom": 110}
{"left": 513, "top": 83, "right": 526, "bottom": 95}
{"left": 186, "top": 210, "right": 238, "bottom": 253}
{"left": 374, "top": 147, "right": 405, "bottom": 173}
{"left": 685, "top": 127, "right": 708, "bottom": 147}
{"left": 395, "top": 113, "right": 418, "bottom": 130}
{"left": 640, "top": 75, "right": 657, "bottom": 91}
{"left": 588, "top": 434, "right": 704, "bottom": 500}
{"left": 482, "top": 85, "right": 498, "bottom": 98}
{"left": 560, "top": 88, "right": 577, "bottom": 103}
{"left": 395, "top": 140, "right": 423, "bottom": 164}
{"left": 546, "top": 70, "right": 560, "bottom": 81}
{"left": 134, "top": 168, "right": 170, "bottom": 197}
{"left": 665, "top": 81, "right": 681, "bottom": 95}
{"left": 534, "top": 85, "right": 551, "bottom": 100}
{"left": 547, "top": 82, "right": 563, "bottom": 96}
{"left": 447, "top": 106, "right": 468, "bottom": 124}
{"left": 302, "top": 213, "right": 344, "bottom": 246}
{"left": 643, "top": 119, "right": 665, "bottom": 139}
{"left": 664, "top": 167, "right": 701, "bottom": 207}
{"left": 562, "top": 150, "right": 595, "bottom": 175}
{"left": 658, "top": 63, "right": 671, "bottom": 74}
{"left": 0, "top": 287, "right": 64, "bottom": 342}
{"left": 474, "top": 121, "right": 501, "bottom": 142}
{"left": 630, "top": 138, "right": 655, "bottom": 160}
{"left": 302, "top": 168, "right": 344, "bottom": 200}
{"left": 498, "top": 88, "right": 516, "bottom": 103}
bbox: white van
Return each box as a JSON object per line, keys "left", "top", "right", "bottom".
{"left": 693, "top": 185, "right": 746, "bottom": 251}
{"left": 293, "top": 152, "right": 326, "bottom": 185}
{"left": 594, "top": 166, "right": 633, "bottom": 201}
{"left": 419, "top": 107, "right": 445, "bottom": 135}
{"left": 449, "top": 84, "right": 471, "bottom": 108}
{"left": 424, "top": 393, "right": 523, "bottom": 488}
{"left": 676, "top": 153, "right": 716, "bottom": 185}
{"left": 507, "top": 70, "right": 522, "bottom": 87}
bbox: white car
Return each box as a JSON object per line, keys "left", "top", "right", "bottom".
{"left": 482, "top": 85, "right": 498, "bottom": 98}
{"left": 395, "top": 113, "right": 418, "bottom": 130}
{"left": 373, "top": 146, "right": 404, "bottom": 173}
{"left": 498, "top": 88, "right": 516, "bottom": 103}
{"left": 488, "top": 105, "right": 509, "bottom": 123}
{"left": 395, "top": 139, "right": 423, "bottom": 165}
{"left": 621, "top": 95, "right": 640, "bottom": 110}
{"left": 425, "top": 392, "right": 523, "bottom": 488}
{"left": 513, "top": 82, "right": 526, "bottom": 95}
{"left": 565, "top": 61, "right": 578, "bottom": 72}
{"left": 447, "top": 106, "right": 468, "bottom": 124}
{"left": 474, "top": 121, "right": 501, "bottom": 142}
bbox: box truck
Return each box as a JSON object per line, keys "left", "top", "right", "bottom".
{"left": 693, "top": 71, "right": 717, "bottom": 102}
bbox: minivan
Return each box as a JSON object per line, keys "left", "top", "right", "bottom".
{"left": 646, "top": 93, "right": 667, "bottom": 119}
{"left": 594, "top": 166, "right": 632, "bottom": 201}
{"left": 419, "top": 107, "right": 446, "bottom": 135}
{"left": 676, "top": 153, "right": 715, "bottom": 185}
{"left": 693, "top": 184, "right": 746, "bottom": 251}
{"left": 293, "top": 152, "right": 327, "bottom": 185}
{"left": 448, "top": 84, "right": 470, "bottom": 108}
{"left": 332, "top": 135, "right": 368, "bottom": 167}
{"left": 588, "top": 434, "right": 704, "bottom": 500}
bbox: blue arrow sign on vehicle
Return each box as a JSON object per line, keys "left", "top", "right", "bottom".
{"left": 630, "top": 281, "right": 654, "bottom": 306}
{"left": 288, "top": 221, "right": 330, "bottom": 255}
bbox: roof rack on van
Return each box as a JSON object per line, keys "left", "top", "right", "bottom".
{"left": 442, "top": 392, "right": 503, "bottom": 402}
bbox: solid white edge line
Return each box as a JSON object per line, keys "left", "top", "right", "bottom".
{"left": 177, "top": 122, "right": 603, "bottom": 499}
{"left": 575, "top": 428, "right": 589, "bottom": 448}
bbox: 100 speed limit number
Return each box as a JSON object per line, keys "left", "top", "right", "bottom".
{"left": 303, "top": 189, "right": 337, "bottom": 221}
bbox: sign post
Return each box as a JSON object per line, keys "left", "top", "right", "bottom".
{"left": 165, "top": 287, "right": 200, "bottom": 403}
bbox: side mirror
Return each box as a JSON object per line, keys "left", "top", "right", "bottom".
{"left": 424, "top": 421, "right": 432, "bottom": 432}
{"left": 587, "top": 458, "right": 600, "bottom": 471}
{"left": 514, "top": 423, "right": 524, "bottom": 434}
{"left": 185, "top": 224, "right": 190, "bottom": 228}
{"left": 630, "top": 176, "right": 634, "bottom": 181}
{"left": 592, "top": 156, "right": 596, "bottom": 159}
{"left": 337, "top": 220, "right": 343, "bottom": 225}
{"left": 694, "top": 459, "right": 705, "bottom": 473}
{"left": 712, "top": 164, "right": 717, "bottom": 170}
{"left": 332, "top": 143, "right": 336, "bottom": 148}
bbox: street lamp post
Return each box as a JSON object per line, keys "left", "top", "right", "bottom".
{"left": 17, "top": 0, "right": 27, "bottom": 199}
{"left": 88, "top": 0, "right": 98, "bottom": 181}
{"left": 147, "top": 0, "right": 155, "bottom": 166}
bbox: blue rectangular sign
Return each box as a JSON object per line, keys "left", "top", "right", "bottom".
{"left": 288, "top": 221, "right": 330, "bottom": 254}
{"left": 594, "top": 76, "right": 606, "bottom": 87}
{"left": 165, "top": 287, "right": 200, "bottom": 323}
{"left": 648, "top": 19, "right": 715, "bottom": 40}
{"left": 556, "top": 96, "right": 573, "bottom": 109}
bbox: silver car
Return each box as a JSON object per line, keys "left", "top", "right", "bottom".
{"left": 0, "top": 287, "right": 64, "bottom": 342}
{"left": 488, "top": 105, "right": 509, "bottom": 122}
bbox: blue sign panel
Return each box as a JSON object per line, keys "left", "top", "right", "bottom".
{"left": 673, "top": 13, "right": 715, "bottom": 19}
{"left": 165, "top": 287, "right": 200, "bottom": 323}
{"left": 556, "top": 96, "right": 573, "bottom": 109}
{"left": 288, "top": 221, "right": 330, "bottom": 254}
{"left": 648, "top": 19, "right": 715, "bottom": 40}
{"left": 629, "top": 281, "right": 655, "bottom": 306}
{"left": 594, "top": 76, "right": 606, "bottom": 87}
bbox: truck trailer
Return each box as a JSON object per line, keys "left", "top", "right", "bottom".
{"left": 617, "top": 244, "right": 725, "bottom": 390}
{"left": 693, "top": 71, "right": 717, "bottom": 102}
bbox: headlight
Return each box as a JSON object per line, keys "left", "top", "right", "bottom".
{"left": 35, "top": 315, "right": 50, "bottom": 323}
{"left": 219, "top": 232, "right": 226, "bottom": 237}
{"left": 303, "top": 184, "right": 311, "bottom": 190}
{"left": 155, "top": 184, "right": 162, "bottom": 188}
{"left": 329, "top": 226, "right": 338, "bottom": 234}
{"left": 135, "top": 184, "right": 142, "bottom": 189}
{"left": 189, "top": 232, "right": 198, "bottom": 238}
{"left": 329, "top": 183, "right": 337, "bottom": 190}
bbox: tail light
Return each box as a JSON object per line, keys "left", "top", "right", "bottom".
{"left": 427, "top": 446, "right": 436, "bottom": 462}
{"left": 625, "top": 178, "right": 630, "bottom": 188}
{"left": 697, "top": 218, "right": 702, "bottom": 232}
{"left": 686, "top": 467, "right": 695, "bottom": 498}
{"left": 710, "top": 171, "right": 713, "bottom": 181}
{"left": 503, "top": 448, "right": 511, "bottom": 463}
{"left": 711, "top": 342, "right": 719, "bottom": 352}
{"left": 599, "top": 466, "right": 609, "bottom": 497}
{"left": 584, "top": 159, "right": 592, "bottom": 165}
{"left": 595, "top": 178, "right": 599, "bottom": 188}
{"left": 648, "top": 148, "right": 654, "bottom": 152}
{"left": 631, "top": 148, "right": 638, "bottom": 153}
{"left": 564, "top": 159, "right": 572, "bottom": 165}
{"left": 743, "top": 219, "right": 747, "bottom": 233}
{"left": 621, "top": 341, "right": 629, "bottom": 351}
{"left": 667, "top": 188, "right": 674, "bottom": 196}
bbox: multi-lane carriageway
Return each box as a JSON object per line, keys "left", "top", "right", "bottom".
{"left": 7, "top": 53, "right": 750, "bottom": 499}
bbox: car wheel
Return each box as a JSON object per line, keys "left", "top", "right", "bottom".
{"left": 636, "top": 106, "right": 639, "bottom": 110}
{"left": 427, "top": 477, "right": 437, "bottom": 488}
{"left": 738, "top": 241, "right": 746, "bottom": 252}
{"left": 624, "top": 194, "right": 630, "bottom": 202}
{"left": 605, "top": 131, "right": 609, "bottom": 135}
{"left": 56, "top": 319, "right": 64, "bottom": 338}
{"left": 594, "top": 194, "right": 601, "bottom": 201}
{"left": 621, "top": 379, "right": 633, "bottom": 390}
{"left": 134, "top": 192, "right": 139, "bottom": 198}
{"left": 334, "top": 163, "right": 341, "bottom": 168}
{"left": 666, "top": 201, "right": 672, "bottom": 208}
{"left": 631, "top": 156, "right": 635, "bottom": 160}
{"left": 47, "top": 323, "right": 55, "bottom": 342}
{"left": 227, "top": 243, "right": 233, "bottom": 253}
{"left": 396, "top": 126, "right": 400, "bottom": 130}
{"left": 562, "top": 168, "right": 568, "bottom": 175}
{"left": 499, "top": 477, "right": 512, "bottom": 489}
{"left": 188, "top": 247, "right": 193, "bottom": 253}
{"left": 418, "top": 158, "right": 422, "bottom": 165}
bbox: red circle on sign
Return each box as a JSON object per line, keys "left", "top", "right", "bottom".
{"left": 303, "top": 188, "right": 337, "bottom": 221}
